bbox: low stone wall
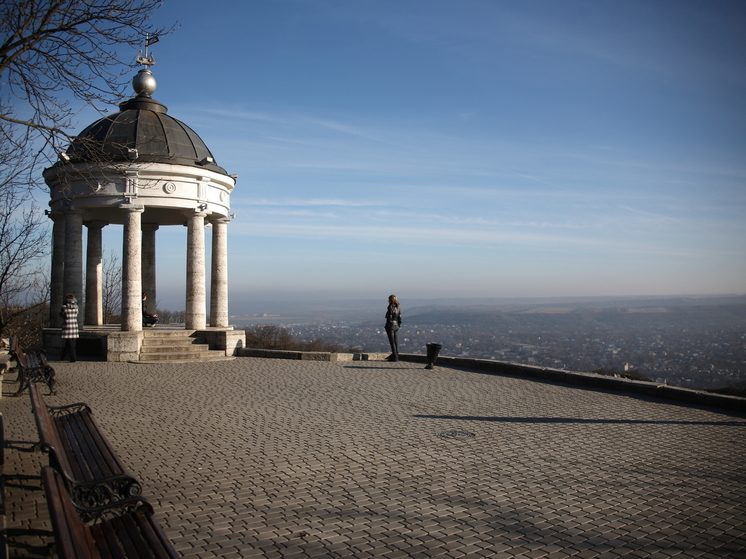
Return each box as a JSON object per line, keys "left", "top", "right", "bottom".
{"left": 197, "top": 329, "right": 245, "bottom": 356}
{"left": 237, "top": 348, "right": 389, "bottom": 362}
{"left": 402, "top": 353, "right": 746, "bottom": 414}
{"left": 105, "top": 331, "right": 143, "bottom": 362}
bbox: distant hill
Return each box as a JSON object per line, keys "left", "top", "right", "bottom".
{"left": 404, "top": 296, "right": 746, "bottom": 329}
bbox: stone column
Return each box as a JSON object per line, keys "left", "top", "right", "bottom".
{"left": 186, "top": 210, "right": 207, "bottom": 330}
{"left": 49, "top": 212, "right": 65, "bottom": 327}
{"left": 121, "top": 205, "right": 144, "bottom": 332}
{"left": 141, "top": 224, "right": 158, "bottom": 313}
{"left": 210, "top": 217, "right": 230, "bottom": 328}
{"left": 62, "top": 209, "right": 84, "bottom": 327}
{"left": 84, "top": 221, "right": 106, "bottom": 325}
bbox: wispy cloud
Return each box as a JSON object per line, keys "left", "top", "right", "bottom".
{"left": 244, "top": 198, "right": 386, "bottom": 208}
{"left": 228, "top": 220, "right": 705, "bottom": 259}
{"left": 258, "top": 208, "right": 340, "bottom": 219}
{"left": 300, "top": 116, "right": 384, "bottom": 142}
{"left": 190, "top": 106, "right": 386, "bottom": 142}
{"left": 367, "top": 209, "right": 595, "bottom": 231}
{"left": 617, "top": 205, "right": 681, "bottom": 226}
{"left": 196, "top": 107, "right": 287, "bottom": 124}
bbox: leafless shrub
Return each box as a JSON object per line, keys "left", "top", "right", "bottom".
{"left": 245, "top": 324, "right": 355, "bottom": 353}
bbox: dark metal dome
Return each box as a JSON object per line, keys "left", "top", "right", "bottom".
{"left": 64, "top": 92, "right": 228, "bottom": 175}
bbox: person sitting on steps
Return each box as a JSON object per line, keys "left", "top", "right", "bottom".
{"left": 142, "top": 293, "right": 159, "bottom": 327}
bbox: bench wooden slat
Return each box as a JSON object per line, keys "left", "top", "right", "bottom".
{"left": 74, "top": 412, "right": 128, "bottom": 477}
{"left": 93, "top": 515, "right": 154, "bottom": 559}
{"left": 42, "top": 467, "right": 102, "bottom": 559}
{"left": 92, "top": 518, "right": 128, "bottom": 559}
{"left": 60, "top": 411, "right": 121, "bottom": 481}
{"left": 131, "top": 510, "right": 181, "bottom": 559}
{"left": 58, "top": 413, "right": 105, "bottom": 482}
{"left": 118, "top": 514, "right": 151, "bottom": 559}
{"left": 43, "top": 467, "right": 180, "bottom": 559}
{"left": 30, "top": 384, "right": 76, "bottom": 476}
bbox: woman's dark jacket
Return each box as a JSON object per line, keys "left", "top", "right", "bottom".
{"left": 385, "top": 305, "right": 402, "bottom": 330}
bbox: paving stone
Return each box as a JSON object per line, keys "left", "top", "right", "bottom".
{"left": 1, "top": 358, "right": 745, "bottom": 557}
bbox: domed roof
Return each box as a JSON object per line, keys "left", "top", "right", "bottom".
{"left": 62, "top": 70, "right": 227, "bottom": 175}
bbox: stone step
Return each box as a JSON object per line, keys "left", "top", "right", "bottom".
{"left": 139, "top": 346, "right": 217, "bottom": 358}
{"left": 137, "top": 329, "right": 231, "bottom": 363}
{"left": 140, "top": 345, "right": 212, "bottom": 356}
{"left": 141, "top": 337, "right": 206, "bottom": 348}
{"left": 138, "top": 350, "right": 232, "bottom": 363}
{"left": 140, "top": 330, "right": 199, "bottom": 338}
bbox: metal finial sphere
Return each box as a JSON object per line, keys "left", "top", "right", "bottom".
{"left": 133, "top": 69, "right": 157, "bottom": 97}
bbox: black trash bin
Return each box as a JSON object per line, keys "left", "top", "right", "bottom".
{"left": 425, "top": 343, "right": 442, "bottom": 369}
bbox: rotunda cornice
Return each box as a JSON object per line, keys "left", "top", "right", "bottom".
{"left": 46, "top": 160, "right": 235, "bottom": 226}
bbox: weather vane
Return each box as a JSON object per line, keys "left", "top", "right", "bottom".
{"left": 136, "top": 32, "right": 159, "bottom": 67}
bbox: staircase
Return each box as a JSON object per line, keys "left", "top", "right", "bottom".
{"left": 139, "top": 330, "right": 232, "bottom": 363}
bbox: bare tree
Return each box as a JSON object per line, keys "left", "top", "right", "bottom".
{"left": 157, "top": 308, "right": 185, "bottom": 325}
{"left": 0, "top": 0, "right": 166, "bottom": 337}
{"left": 1, "top": 0, "right": 167, "bottom": 163}
{"left": 102, "top": 250, "right": 122, "bottom": 324}
{"left": 243, "top": 324, "right": 354, "bottom": 352}
{"left": 0, "top": 174, "right": 49, "bottom": 338}
{"left": 245, "top": 325, "right": 296, "bottom": 350}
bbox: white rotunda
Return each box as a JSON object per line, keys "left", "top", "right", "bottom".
{"left": 43, "top": 66, "right": 242, "bottom": 361}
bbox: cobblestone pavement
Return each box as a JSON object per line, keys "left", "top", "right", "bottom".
{"left": 2, "top": 358, "right": 745, "bottom": 558}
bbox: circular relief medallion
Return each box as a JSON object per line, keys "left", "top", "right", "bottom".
{"left": 220, "top": 190, "right": 227, "bottom": 202}
{"left": 163, "top": 182, "right": 177, "bottom": 194}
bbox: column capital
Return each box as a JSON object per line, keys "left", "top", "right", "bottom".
{"left": 119, "top": 202, "right": 144, "bottom": 213}
{"left": 142, "top": 223, "right": 160, "bottom": 233}
{"left": 210, "top": 216, "right": 232, "bottom": 225}
{"left": 183, "top": 210, "right": 207, "bottom": 225}
{"left": 46, "top": 209, "right": 64, "bottom": 222}
{"left": 84, "top": 220, "right": 109, "bottom": 230}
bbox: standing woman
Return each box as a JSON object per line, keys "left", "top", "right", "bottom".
{"left": 385, "top": 294, "right": 402, "bottom": 362}
{"left": 60, "top": 293, "right": 79, "bottom": 362}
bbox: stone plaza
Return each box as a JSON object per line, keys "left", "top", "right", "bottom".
{"left": 2, "top": 357, "right": 745, "bottom": 558}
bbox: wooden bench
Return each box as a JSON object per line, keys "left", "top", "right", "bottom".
{"left": 9, "top": 337, "right": 55, "bottom": 395}
{"left": 42, "top": 466, "right": 180, "bottom": 559}
{"left": 30, "top": 384, "right": 142, "bottom": 511}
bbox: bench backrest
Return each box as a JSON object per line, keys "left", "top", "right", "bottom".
{"left": 42, "top": 466, "right": 101, "bottom": 559}
{"left": 29, "top": 384, "right": 75, "bottom": 478}
{"left": 9, "top": 336, "right": 28, "bottom": 367}
{"left": 9, "top": 336, "right": 19, "bottom": 356}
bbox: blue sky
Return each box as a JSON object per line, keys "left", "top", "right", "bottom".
{"left": 86, "top": 0, "right": 745, "bottom": 309}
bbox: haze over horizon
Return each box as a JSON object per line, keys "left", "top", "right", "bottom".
{"left": 59, "top": 1, "right": 745, "bottom": 310}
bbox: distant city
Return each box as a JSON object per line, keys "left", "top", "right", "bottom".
{"left": 232, "top": 295, "right": 746, "bottom": 390}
